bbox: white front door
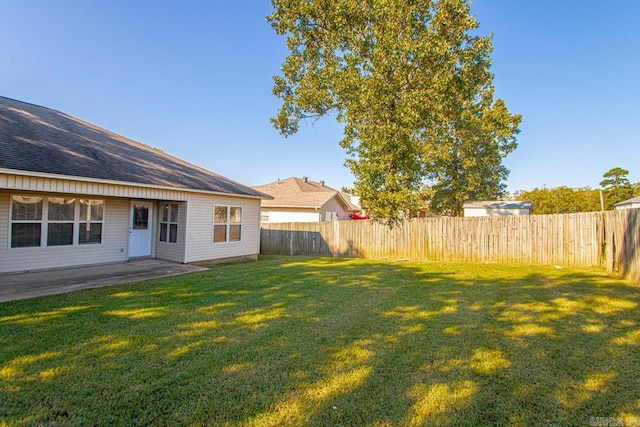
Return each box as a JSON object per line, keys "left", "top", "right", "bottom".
{"left": 129, "top": 202, "right": 153, "bottom": 258}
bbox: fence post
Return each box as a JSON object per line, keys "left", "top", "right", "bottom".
{"left": 259, "top": 212, "right": 640, "bottom": 285}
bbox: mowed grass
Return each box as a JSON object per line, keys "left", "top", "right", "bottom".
{"left": 1, "top": 256, "right": 639, "bottom": 426}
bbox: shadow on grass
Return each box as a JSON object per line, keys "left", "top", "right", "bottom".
{"left": 1, "top": 256, "right": 639, "bottom": 426}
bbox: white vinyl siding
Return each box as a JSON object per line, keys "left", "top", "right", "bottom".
{"left": 0, "top": 191, "right": 129, "bottom": 274}
{"left": 0, "top": 182, "right": 265, "bottom": 271}
{"left": 0, "top": 171, "right": 188, "bottom": 201}
{"left": 261, "top": 209, "right": 321, "bottom": 223}
{"left": 184, "top": 194, "right": 261, "bottom": 263}
{"left": 615, "top": 202, "right": 640, "bottom": 210}
{"left": 155, "top": 202, "right": 187, "bottom": 263}
{"left": 261, "top": 196, "right": 353, "bottom": 223}
{"left": 320, "top": 197, "right": 351, "bottom": 221}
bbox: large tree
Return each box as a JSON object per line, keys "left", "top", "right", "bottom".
{"left": 514, "top": 186, "right": 601, "bottom": 214}
{"left": 600, "top": 167, "right": 633, "bottom": 209}
{"left": 268, "top": 0, "right": 521, "bottom": 219}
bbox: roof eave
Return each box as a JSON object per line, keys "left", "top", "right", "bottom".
{"left": 0, "top": 168, "right": 273, "bottom": 200}
{"left": 261, "top": 204, "right": 322, "bottom": 209}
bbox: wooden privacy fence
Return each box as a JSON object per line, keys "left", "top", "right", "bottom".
{"left": 260, "top": 209, "right": 640, "bottom": 285}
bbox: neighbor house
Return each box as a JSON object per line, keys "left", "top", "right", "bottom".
{"left": 0, "top": 96, "right": 271, "bottom": 274}
{"left": 252, "top": 177, "right": 360, "bottom": 222}
{"left": 614, "top": 196, "right": 640, "bottom": 210}
{"left": 463, "top": 200, "right": 532, "bottom": 217}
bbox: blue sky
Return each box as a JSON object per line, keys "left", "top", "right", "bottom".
{"left": 2, "top": 1, "right": 639, "bottom": 194}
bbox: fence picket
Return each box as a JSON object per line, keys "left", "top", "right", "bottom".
{"left": 260, "top": 209, "right": 640, "bottom": 285}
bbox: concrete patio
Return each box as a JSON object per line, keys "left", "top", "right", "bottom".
{"left": 0, "top": 259, "right": 208, "bottom": 303}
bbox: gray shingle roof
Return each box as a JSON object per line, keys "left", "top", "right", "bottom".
{"left": 0, "top": 96, "right": 269, "bottom": 198}
{"left": 614, "top": 196, "right": 640, "bottom": 206}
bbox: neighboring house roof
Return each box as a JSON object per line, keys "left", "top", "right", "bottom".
{"left": 0, "top": 96, "right": 270, "bottom": 199}
{"left": 463, "top": 200, "right": 532, "bottom": 210}
{"left": 252, "top": 177, "right": 359, "bottom": 210}
{"left": 614, "top": 196, "right": 640, "bottom": 207}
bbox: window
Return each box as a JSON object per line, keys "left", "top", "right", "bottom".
{"left": 160, "top": 203, "right": 179, "bottom": 243}
{"left": 229, "top": 207, "right": 242, "bottom": 241}
{"left": 9, "top": 195, "right": 104, "bottom": 248}
{"left": 213, "top": 206, "right": 242, "bottom": 243}
{"left": 11, "top": 196, "right": 43, "bottom": 248}
{"left": 213, "top": 206, "right": 228, "bottom": 243}
{"left": 132, "top": 204, "right": 149, "bottom": 229}
{"left": 79, "top": 199, "right": 104, "bottom": 244}
{"left": 260, "top": 210, "right": 269, "bottom": 222}
{"left": 47, "top": 198, "right": 75, "bottom": 246}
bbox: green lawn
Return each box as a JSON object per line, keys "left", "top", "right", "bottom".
{"left": 1, "top": 256, "right": 639, "bottom": 426}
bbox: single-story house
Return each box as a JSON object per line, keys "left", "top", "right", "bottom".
{"left": 251, "top": 177, "right": 360, "bottom": 222}
{"left": 0, "top": 95, "right": 271, "bottom": 274}
{"left": 614, "top": 196, "right": 640, "bottom": 210}
{"left": 463, "top": 200, "right": 532, "bottom": 217}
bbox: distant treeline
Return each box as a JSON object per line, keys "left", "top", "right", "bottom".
{"left": 514, "top": 168, "right": 640, "bottom": 214}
